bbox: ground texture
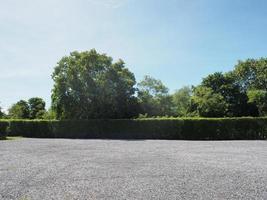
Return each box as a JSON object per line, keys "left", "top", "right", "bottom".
{"left": 0, "top": 139, "right": 266, "bottom": 200}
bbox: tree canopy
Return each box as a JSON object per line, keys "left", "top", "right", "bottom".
{"left": 247, "top": 89, "right": 267, "bottom": 116}
{"left": 8, "top": 100, "right": 30, "bottom": 119}
{"left": 28, "top": 97, "right": 46, "bottom": 119}
{"left": 8, "top": 98, "right": 46, "bottom": 119}
{"left": 198, "top": 72, "right": 254, "bottom": 117}
{"left": 172, "top": 86, "right": 192, "bottom": 117}
{"left": 51, "top": 49, "right": 138, "bottom": 119}
{"left": 137, "top": 76, "right": 173, "bottom": 117}
{"left": 233, "top": 58, "right": 267, "bottom": 91}
{"left": 3, "top": 51, "right": 267, "bottom": 119}
{"left": 191, "top": 86, "right": 227, "bottom": 117}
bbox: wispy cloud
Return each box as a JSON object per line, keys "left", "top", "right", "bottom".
{"left": 86, "top": 0, "right": 130, "bottom": 8}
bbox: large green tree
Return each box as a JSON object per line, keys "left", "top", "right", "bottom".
{"left": 200, "top": 72, "right": 257, "bottom": 117}
{"left": 172, "top": 86, "right": 192, "bottom": 117}
{"left": 8, "top": 100, "right": 30, "bottom": 119}
{"left": 231, "top": 58, "right": 267, "bottom": 115}
{"left": 137, "top": 76, "right": 173, "bottom": 116}
{"left": 28, "top": 97, "right": 46, "bottom": 119}
{"left": 51, "top": 49, "right": 137, "bottom": 119}
{"left": 191, "top": 86, "right": 227, "bottom": 117}
{"left": 233, "top": 58, "right": 267, "bottom": 91}
{"left": 247, "top": 89, "right": 267, "bottom": 116}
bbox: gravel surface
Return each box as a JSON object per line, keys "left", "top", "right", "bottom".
{"left": 0, "top": 139, "right": 266, "bottom": 200}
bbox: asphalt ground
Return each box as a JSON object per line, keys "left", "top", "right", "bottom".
{"left": 0, "top": 139, "right": 266, "bottom": 200}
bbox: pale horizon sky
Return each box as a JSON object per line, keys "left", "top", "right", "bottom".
{"left": 1, "top": 0, "right": 267, "bottom": 111}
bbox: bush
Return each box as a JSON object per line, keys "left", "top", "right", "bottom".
{"left": 0, "top": 121, "right": 9, "bottom": 140}
{"left": 8, "top": 120, "right": 52, "bottom": 138}
{"left": 4, "top": 118, "right": 267, "bottom": 140}
{"left": 180, "top": 118, "right": 267, "bottom": 140}
{"left": 7, "top": 119, "right": 183, "bottom": 139}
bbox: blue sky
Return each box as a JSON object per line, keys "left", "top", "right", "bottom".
{"left": 1, "top": 0, "right": 267, "bottom": 111}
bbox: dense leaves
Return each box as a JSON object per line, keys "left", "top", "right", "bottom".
{"left": 196, "top": 72, "right": 254, "bottom": 117}
{"left": 51, "top": 49, "right": 138, "bottom": 119}
{"left": 4, "top": 118, "right": 267, "bottom": 140}
{"left": 28, "top": 97, "right": 46, "bottom": 119}
{"left": 172, "top": 86, "right": 192, "bottom": 117}
{"left": 8, "top": 98, "right": 46, "bottom": 119}
{"left": 137, "top": 76, "right": 173, "bottom": 116}
{"left": 3, "top": 50, "right": 267, "bottom": 119}
{"left": 8, "top": 100, "right": 30, "bottom": 119}
{"left": 191, "top": 86, "right": 227, "bottom": 117}
{"left": 0, "top": 121, "right": 8, "bottom": 140}
{"left": 189, "top": 58, "right": 267, "bottom": 117}
{"left": 233, "top": 58, "right": 267, "bottom": 91}
{"left": 248, "top": 90, "right": 267, "bottom": 116}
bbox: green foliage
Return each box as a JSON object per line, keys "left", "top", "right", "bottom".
{"left": 182, "top": 58, "right": 267, "bottom": 117}
{"left": 43, "top": 109, "right": 57, "bottom": 120}
{"left": 172, "top": 86, "right": 192, "bottom": 117}
{"left": 200, "top": 72, "right": 254, "bottom": 117}
{"left": 248, "top": 90, "right": 267, "bottom": 116}
{"left": 51, "top": 49, "right": 138, "bottom": 119}
{"left": 180, "top": 118, "right": 267, "bottom": 140}
{"left": 4, "top": 118, "right": 267, "bottom": 140}
{"left": 138, "top": 75, "right": 169, "bottom": 95}
{"left": 8, "top": 98, "right": 46, "bottom": 119}
{"left": 191, "top": 86, "right": 227, "bottom": 117}
{"left": 230, "top": 58, "right": 267, "bottom": 116}
{"left": 4, "top": 52, "right": 267, "bottom": 119}
{"left": 0, "top": 106, "right": 4, "bottom": 119}
{"left": 8, "top": 120, "right": 52, "bottom": 138}
{"left": 8, "top": 100, "right": 30, "bottom": 119}
{"left": 233, "top": 58, "right": 267, "bottom": 91}
{"left": 28, "top": 97, "right": 46, "bottom": 119}
{"left": 137, "top": 75, "right": 173, "bottom": 116}
{"left": 0, "top": 121, "right": 9, "bottom": 140}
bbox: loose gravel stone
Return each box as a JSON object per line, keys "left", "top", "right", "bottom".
{"left": 0, "top": 139, "right": 266, "bottom": 200}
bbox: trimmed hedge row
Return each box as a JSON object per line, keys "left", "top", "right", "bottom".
{"left": 0, "top": 121, "right": 9, "bottom": 140}
{"left": 2, "top": 118, "right": 267, "bottom": 140}
{"left": 7, "top": 119, "right": 183, "bottom": 139}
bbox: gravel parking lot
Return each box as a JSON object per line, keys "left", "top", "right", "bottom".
{"left": 0, "top": 138, "right": 266, "bottom": 200}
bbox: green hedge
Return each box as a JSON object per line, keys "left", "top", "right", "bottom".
{"left": 0, "top": 121, "right": 9, "bottom": 140}
{"left": 2, "top": 118, "right": 267, "bottom": 140}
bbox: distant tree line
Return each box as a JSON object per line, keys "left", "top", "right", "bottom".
{"left": 1, "top": 49, "right": 267, "bottom": 119}
{"left": 1, "top": 98, "right": 47, "bottom": 119}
